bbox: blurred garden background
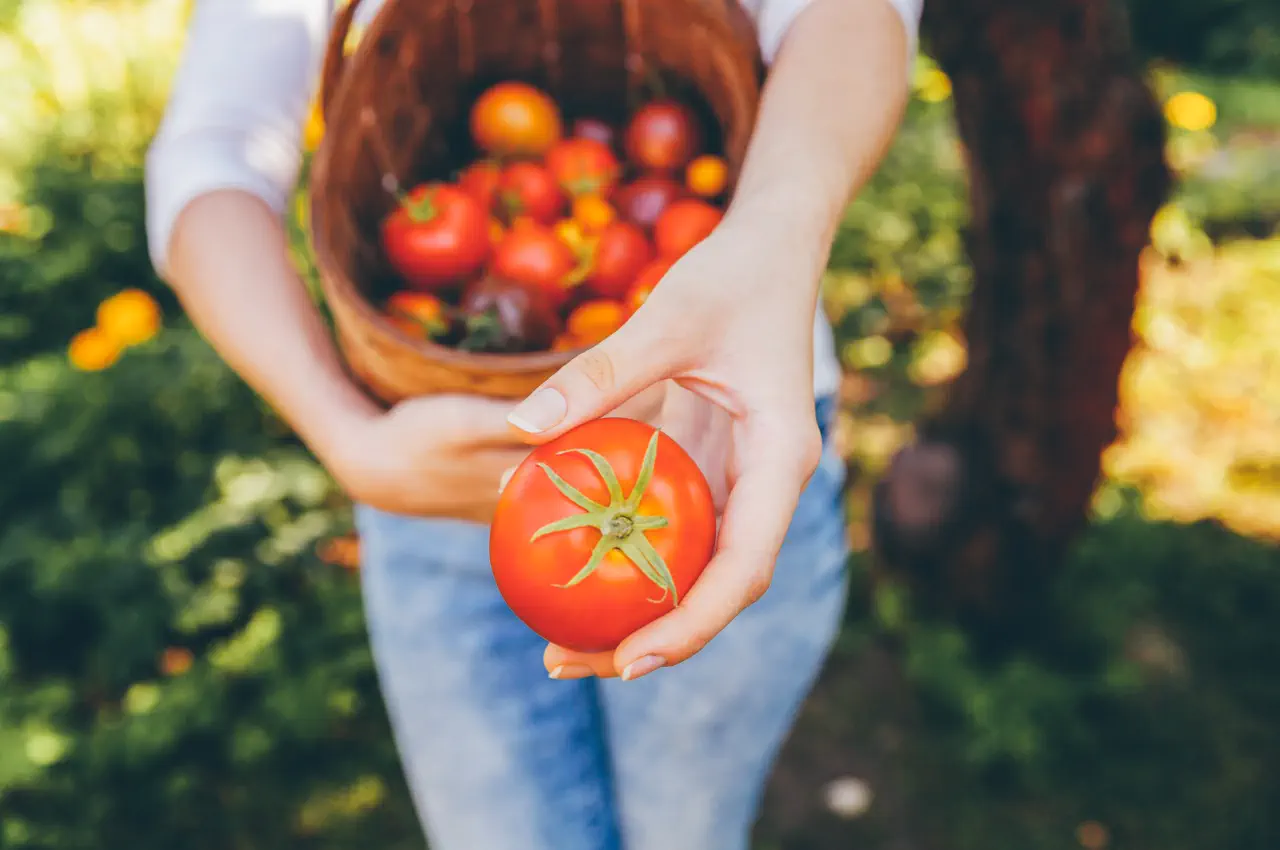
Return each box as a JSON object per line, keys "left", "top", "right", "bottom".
{"left": 1, "top": 0, "right": 1279, "bottom": 848}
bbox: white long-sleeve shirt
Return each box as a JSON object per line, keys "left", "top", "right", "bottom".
{"left": 145, "top": 0, "right": 923, "bottom": 399}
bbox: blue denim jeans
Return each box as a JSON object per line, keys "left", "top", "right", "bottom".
{"left": 354, "top": 397, "right": 849, "bottom": 850}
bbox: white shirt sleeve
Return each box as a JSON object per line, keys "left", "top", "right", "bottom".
{"left": 752, "top": 0, "right": 923, "bottom": 66}
{"left": 144, "top": 0, "right": 334, "bottom": 276}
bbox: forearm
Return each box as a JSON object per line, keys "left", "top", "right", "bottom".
{"left": 164, "top": 189, "right": 378, "bottom": 468}
{"left": 728, "top": 0, "right": 912, "bottom": 278}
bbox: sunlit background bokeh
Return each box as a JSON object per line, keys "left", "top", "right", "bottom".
{"left": 2, "top": 1, "right": 1279, "bottom": 848}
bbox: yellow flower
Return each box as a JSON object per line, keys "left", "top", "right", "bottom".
{"left": 916, "top": 68, "right": 952, "bottom": 104}
{"left": 68, "top": 328, "right": 122, "bottom": 371}
{"left": 1163, "top": 91, "right": 1216, "bottom": 132}
{"left": 97, "top": 289, "right": 161, "bottom": 346}
{"left": 304, "top": 98, "right": 326, "bottom": 152}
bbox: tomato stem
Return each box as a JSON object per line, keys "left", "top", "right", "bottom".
{"left": 404, "top": 190, "right": 438, "bottom": 223}
{"left": 530, "top": 429, "right": 679, "bottom": 604}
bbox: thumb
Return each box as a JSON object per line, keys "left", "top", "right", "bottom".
{"left": 507, "top": 318, "right": 676, "bottom": 442}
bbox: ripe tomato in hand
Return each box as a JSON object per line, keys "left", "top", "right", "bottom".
{"left": 623, "top": 99, "right": 702, "bottom": 172}
{"left": 654, "top": 198, "right": 722, "bottom": 259}
{"left": 611, "top": 175, "right": 686, "bottom": 231}
{"left": 490, "top": 222, "right": 577, "bottom": 308}
{"left": 587, "top": 221, "right": 653, "bottom": 299}
{"left": 458, "top": 160, "right": 501, "bottom": 213}
{"left": 470, "top": 81, "right": 562, "bottom": 157}
{"left": 545, "top": 137, "right": 621, "bottom": 197}
{"left": 490, "top": 418, "right": 716, "bottom": 653}
{"left": 498, "top": 162, "right": 566, "bottom": 225}
{"left": 381, "top": 183, "right": 490, "bottom": 290}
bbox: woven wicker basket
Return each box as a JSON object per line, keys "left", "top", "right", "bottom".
{"left": 309, "top": 0, "right": 763, "bottom": 403}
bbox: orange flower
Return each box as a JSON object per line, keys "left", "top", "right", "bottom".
{"left": 68, "top": 328, "right": 122, "bottom": 371}
{"left": 97, "top": 289, "right": 161, "bottom": 347}
{"left": 160, "top": 647, "right": 194, "bottom": 677}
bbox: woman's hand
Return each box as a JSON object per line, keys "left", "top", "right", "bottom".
{"left": 511, "top": 207, "right": 828, "bottom": 681}
{"left": 512, "top": 0, "right": 915, "bottom": 680}
{"left": 327, "top": 395, "right": 533, "bottom": 523}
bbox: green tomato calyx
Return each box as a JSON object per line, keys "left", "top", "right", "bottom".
{"left": 530, "top": 429, "right": 679, "bottom": 604}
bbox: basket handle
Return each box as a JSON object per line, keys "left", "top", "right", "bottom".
{"left": 319, "top": 0, "right": 369, "bottom": 120}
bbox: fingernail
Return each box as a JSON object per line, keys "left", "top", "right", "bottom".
{"left": 620, "top": 655, "right": 665, "bottom": 681}
{"left": 508, "top": 388, "right": 567, "bottom": 433}
{"left": 548, "top": 664, "right": 595, "bottom": 680}
{"left": 498, "top": 466, "right": 516, "bottom": 494}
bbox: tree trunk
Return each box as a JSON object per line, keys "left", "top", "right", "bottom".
{"left": 871, "top": 0, "right": 1171, "bottom": 644}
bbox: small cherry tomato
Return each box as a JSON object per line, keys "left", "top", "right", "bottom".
{"left": 545, "top": 137, "right": 621, "bottom": 197}
{"left": 623, "top": 99, "right": 702, "bottom": 172}
{"left": 552, "top": 332, "right": 583, "bottom": 353}
{"left": 490, "top": 418, "right": 716, "bottom": 653}
{"left": 587, "top": 221, "right": 654, "bottom": 299}
{"left": 458, "top": 160, "right": 502, "bottom": 212}
{"left": 381, "top": 183, "right": 490, "bottom": 290}
{"left": 654, "top": 198, "right": 722, "bottom": 259}
{"left": 685, "top": 154, "right": 728, "bottom": 198}
{"left": 611, "top": 175, "right": 686, "bottom": 231}
{"left": 470, "top": 81, "right": 562, "bottom": 157}
{"left": 491, "top": 222, "right": 578, "bottom": 308}
{"left": 572, "top": 194, "right": 617, "bottom": 233}
{"left": 624, "top": 258, "right": 673, "bottom": 313}
{"left": 386, "top": 291, "right": 451, "bottom": 339}
{"left": 566, "top": 299, "right": 626, "bottom": 345}
{"left": 572, "top": 117, "right": 616, "bottom": 148}
{"left": 498, "top": 161, "right": 566, "bottom": 225}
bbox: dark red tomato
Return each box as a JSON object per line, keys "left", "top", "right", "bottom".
{"left": 458, "top": 160, "right": 502, "bottom": 213}
{"left": 458, "top": 275, "right": 561, "bottom": 353}
{"left": 611, "top": 175, "right": 686, "bottom": 231}
{"left": 381, "top": 183, "right": 490, "bottom": 290}
{"left": 587, "top": 221, "right": 654, "bottom": 299}
{"left": 572, "top": 117, "right": 616, "bottom": 148}
{"left": 622, "top": 99, "right": 702, "bottom": 172}
{"left": 490, "top": 418, "right": 716, "bottom": 653}
{"left": 545, "top": 137, "right": 621, "bottom": 197}
{"left": 653, "top": 198, "right": 723, "bottom": 259}
{"left": 490, "top": 222, "right": 578, "bottom": 308}
{"left": 498, "top": 161, "right": 566, "bottom": 225}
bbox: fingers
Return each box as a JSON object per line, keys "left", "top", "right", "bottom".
{"left": 607, "top": 416, "right": 822, "bottom": 677}
{"left": 505, "top": 312, "right": 684, "bottom": 443}
{"left": 405, "top": 393, "right": 529, "bottom": 445}
{"left": 543, "top": 644, "right": 618, "bottom": 679}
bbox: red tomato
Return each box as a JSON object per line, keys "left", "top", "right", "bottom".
{"left": 458, "top": 160, "right": 501, "bottom": 213}
{"left": 654, "top": 198, "right": 722, "bottom": 259}
{"left": 587, "top": 221, "right": 654, "bottom": 299}
{"left": 624, "top": 258, "right": 673, "bottom": 313}
{"left": 490, "top": 222, "right": 578, "bottom": 308}
{"left": 623, "top": 99, "right": 702, "bottom": 172}
{"left": 386, "top": 291, "right": 451, "bottom": 339}
{"left": 498, "top": 162, "right": 566, "bottom": 225}
{"left": 611, "top": 175, "right": 686, "bottom": 231}
{"left": 381, "top": 183, "right": 490, "bottom": 290}
{"left": 545, "top": 137, "right": 621, "bottom": 197}
{"left": 490, "top": 418, "right": 716, "bottom": 653}
{"left": 470, "top": 81, "right": 562, "bottom": 157}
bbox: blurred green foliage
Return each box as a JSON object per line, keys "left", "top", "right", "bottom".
{"left": 0, "top": 2, "right": 1279, "bottom": 849}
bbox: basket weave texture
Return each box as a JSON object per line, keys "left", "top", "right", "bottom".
{"left": 309, "top": 0, "right": 763, "bottom": 403}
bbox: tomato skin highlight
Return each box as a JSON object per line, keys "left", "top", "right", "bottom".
{"left": 623, "top": 99, "right": 702, "bottom": 173}
{"left": 490, "top": 418, "right": 716, "bottom": 653}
